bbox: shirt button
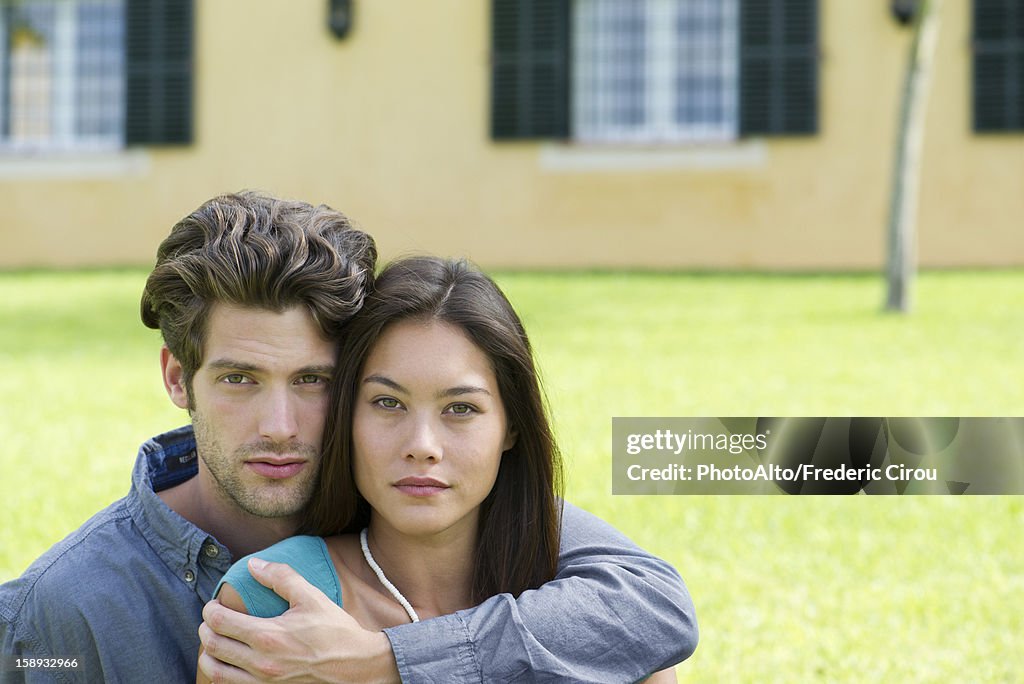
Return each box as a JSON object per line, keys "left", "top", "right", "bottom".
{"left": 184, "top": 570, "right": 195, "bottom": 583}
{"left": 203, "top": 544, "right": 220, "bottom": 558}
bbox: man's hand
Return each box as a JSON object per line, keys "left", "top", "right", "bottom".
{"left": 198, "top": 557, "right": 401, "bottom": 683}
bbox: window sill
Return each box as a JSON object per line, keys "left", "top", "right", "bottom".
{"left": 0, "top": 149, "right": 150, "bottom": 180}
{"left": 539, "top": 140, "right": 766, "bottom": 172}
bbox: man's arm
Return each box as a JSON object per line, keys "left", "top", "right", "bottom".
{"left": 384, "top": 502, "right": 697, "bottom": 682}
{"left": 201, "top": 503, "right": 696, "bottom": 683}
{"left": 1, "top": 587, "right": 103, "bottom": 684}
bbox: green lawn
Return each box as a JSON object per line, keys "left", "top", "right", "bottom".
{"left": 2, "top": 269, "right": 1022, "bottom": 682}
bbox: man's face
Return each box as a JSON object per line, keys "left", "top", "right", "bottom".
{"left": 164, "top": 303, "right": 335, "bottom": 519}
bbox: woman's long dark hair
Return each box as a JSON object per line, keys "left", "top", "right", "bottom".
{"left": 303, "top": 256, "right": 564, "bottom": 602}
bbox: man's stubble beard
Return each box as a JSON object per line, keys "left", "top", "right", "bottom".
{"left": 192, "top": 410, "right": 320, "bottom": 519}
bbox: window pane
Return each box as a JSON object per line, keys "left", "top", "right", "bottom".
{"left": 5, "top": 1, "right": 57, "bottom": 144}
{"left": 574, "top": 0, "right": 648, "bottom": 141}
{"left": 674, "top": 0, "right": 737, "bottom": 138}
{"left": 75, "top": 0, "right": 123, "bottom": 141}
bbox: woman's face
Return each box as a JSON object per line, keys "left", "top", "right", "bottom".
{"left": 353, "top": 318, "right": 516, "bottom": 540}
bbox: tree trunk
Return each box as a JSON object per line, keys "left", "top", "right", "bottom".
{"left": 885, "top": 0, "right": 943, "bottom": 312}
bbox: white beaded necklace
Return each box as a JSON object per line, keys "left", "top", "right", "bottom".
{"left": 359, "top": 528, "right": 420, "bottom": 623}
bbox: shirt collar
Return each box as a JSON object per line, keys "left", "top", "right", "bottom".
{"left": 125, "top": 426, "right": 232, "bottom": 599}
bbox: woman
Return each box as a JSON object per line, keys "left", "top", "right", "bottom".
{"left": 200, "top": 257, "right": 675, "bottom": 682}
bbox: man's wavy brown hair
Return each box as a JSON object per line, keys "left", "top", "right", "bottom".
{"left": 140, "top": 191, "right": 376, "bottom": 401}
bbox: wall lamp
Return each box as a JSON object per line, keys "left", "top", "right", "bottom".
{"left": 891, "top": 0, "right": 919, "bottom": 26}
{"left": 328, "top": 0, "right": 353, "bottom": 39}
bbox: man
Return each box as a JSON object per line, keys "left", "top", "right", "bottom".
{"left": 0, "top": 192, "right": 697, "bottom": 683}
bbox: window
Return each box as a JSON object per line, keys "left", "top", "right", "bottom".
{"left": 573, "top": 0, "right": 739, "bottom": 144}
{"left": 0, "top": 0, "right": 194, "bottom": 153}
{"left": 972, "top": 0, "right": 1024, "bottom": 132}
{"left": 491, "top": 0, "right": 818, "bottom": 142}
{"left": 0, "top": 0, "right": 124, "bottom": 152}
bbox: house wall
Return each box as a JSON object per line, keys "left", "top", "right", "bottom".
{"left": 918, "top": 1, "right": 1024, "bottom": 266}
{"left": 0, "top": 0, "right": 1019, "bottom": 270}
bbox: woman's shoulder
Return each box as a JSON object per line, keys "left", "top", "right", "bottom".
{"left": 219, "top": 535, "right": 329, "bottom": 583}
{"left": 251, "top": 535, "right": 329, "bottom": 562}
{"left": 216, "top": 535, "right": 342, "bottom": 618}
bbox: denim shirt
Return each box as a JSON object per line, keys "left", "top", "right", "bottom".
{"left": 0, "top": 427, "right": 230, "bottom": 683}
{"left": 1, "top": 427, "right": 697, "bottom": 683}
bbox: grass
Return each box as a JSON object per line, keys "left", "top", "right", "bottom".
{"left": 1, "top": 268, "right": 1022, "bottom": 682}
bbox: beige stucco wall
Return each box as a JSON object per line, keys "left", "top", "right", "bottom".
{"left": 0, "top": 0, "right": 1019, "bottom": 270}
{"left": 918, "top": 0, "right": 1024, "bottom": 266}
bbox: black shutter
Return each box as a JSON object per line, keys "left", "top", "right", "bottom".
{"left": 490, "top": 0, "right": 571, "bottom": 140}
{"left": 124, "top": 0, "right": 194, "bottom": 145}
{"left": 739, "top": 0, "right": 819, "bottom": 135}
{"left": 972, "top": 0, "right": 1023, "bottom": 132}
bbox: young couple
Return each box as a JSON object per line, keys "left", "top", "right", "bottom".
{"left": 0, "top": 192, "right": 696, "bottom": 683}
